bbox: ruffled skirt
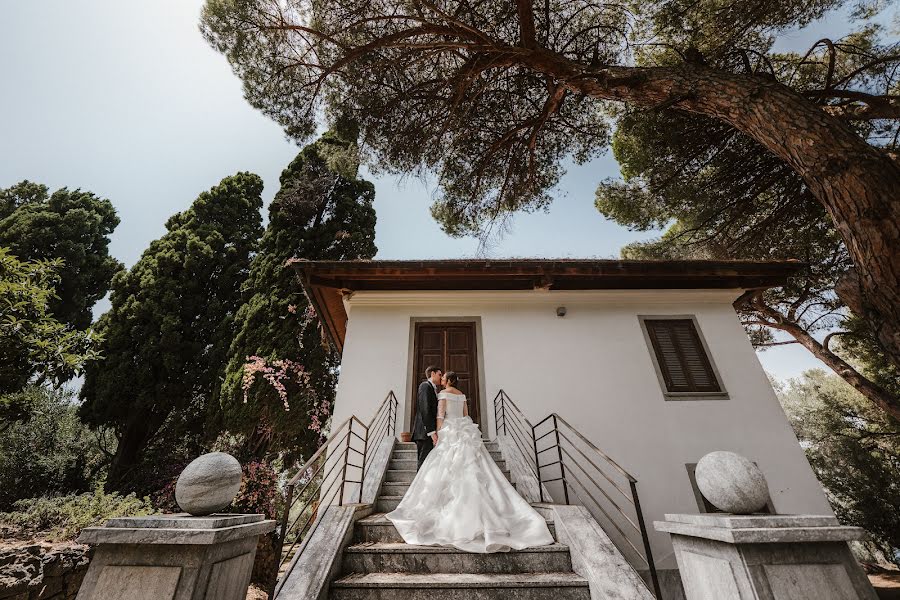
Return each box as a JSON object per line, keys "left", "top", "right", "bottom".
{"left": 385, "top": 416, "right": 554, "bottom": 553}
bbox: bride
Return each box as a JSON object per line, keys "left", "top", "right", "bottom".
{"left": 386, "top": 371, "right": 554, "bottom": 553}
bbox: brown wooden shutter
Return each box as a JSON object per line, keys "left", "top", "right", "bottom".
{"left": 645, "top": 319, "right": 721, "bottom": 393}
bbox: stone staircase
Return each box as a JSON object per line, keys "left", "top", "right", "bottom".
{"left": 329, "top": 440, "right": 591, "bottom": 599}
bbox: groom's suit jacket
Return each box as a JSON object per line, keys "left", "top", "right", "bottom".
{"left": 412, "top": 380, "right": 438, "bottom": 441}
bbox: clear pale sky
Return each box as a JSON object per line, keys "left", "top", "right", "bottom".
{"left": 2, "top": 1, "right": 878, "bottom": 381}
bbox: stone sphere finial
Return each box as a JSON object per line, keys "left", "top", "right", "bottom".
{"left": 175, "top": 452, "right": 242, "bottom": 516}
{"left": 695, "top": 451, "right": 770, "bottom": 514}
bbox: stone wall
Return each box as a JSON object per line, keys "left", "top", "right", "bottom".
{"left": 0, "top": 543, "right": 91, "bottom": 600}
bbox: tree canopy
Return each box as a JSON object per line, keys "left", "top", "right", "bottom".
{"left": 200, "top": 0, "right": 900, "bottom": 379}
{"left": 595, "top": 90, "right": 898, "bottom": 418}
{"left": 215, "top": 126, "right": 377, "bottom": 461}
{"left": 0, "top": 181, "right": 122, "bottom": 330}
{"left": 778, "top": 369, "right": 899, "bottom": 565}
{"left": 79, "top": 173, "right": 264, "bottom": 488}
{"left": 0, "top": 248, "right": 99, "bottom": 422}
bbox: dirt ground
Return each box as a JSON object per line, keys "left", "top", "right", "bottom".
{"left": 873, "top": 572, "right": 900, "bottom": 600}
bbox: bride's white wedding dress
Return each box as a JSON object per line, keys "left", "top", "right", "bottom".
{"left": 386, "top": 391, "right": 554, "bottom": 553}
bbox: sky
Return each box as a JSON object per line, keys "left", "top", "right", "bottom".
{"left": 2, "top": 0, "right": 884, "bottom": 381}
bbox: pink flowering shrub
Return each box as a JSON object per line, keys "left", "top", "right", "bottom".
{"left": 232, "top": 460, "right": 279, "bottom": 519}
{"left": 233, "top": 292, "right": 333, "bottom": 446}
{"left": 240, "top": 353, "right": 332, "bottom": 435}
{"left": 241, "top": 356, "right": 308, "bottom": 411}
{"left": 152, "top": 477, "right": 179, "bottom": 512}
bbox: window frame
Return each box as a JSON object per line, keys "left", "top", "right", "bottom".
{"left": 638, "top": 315, "right": 729, "bottom": 401}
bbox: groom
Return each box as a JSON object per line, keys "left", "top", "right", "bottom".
{"left": 412, "top": 365, "right": 442, "bottom": 469}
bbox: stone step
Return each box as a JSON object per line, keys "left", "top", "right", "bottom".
{"left": 395, "top": 441, "right": 500, "bottom": 452}
{"left": 380, "top": 481, "right": 411, "bottom": 496}
{"left": 391, "top": 449, "right": 504, "bottom": 462}
{"left": 330, "top": 572, "right": 590, "bottom": 599}
{"left": 389, "top": 458, "right": 507, "bottom": 471}
{"left": 375, "top": 484, "right": 532, "bottom": 512}
{"left": 353, "top": 514, "right": 555, "bottom": 544}
{"left": 342, "top": 542, "right": 572, "bottom": 574}
{"left": 387, "top": 459, "right": 419, "bottom": 471}
{"left": 375, "top": 495, "right": 403, "bottom": 512}
{"left": 384, "top": 469, "right": 417, "bottom": 483}
{"left": 383, "top": 468, "right": 511, "bottom": 484}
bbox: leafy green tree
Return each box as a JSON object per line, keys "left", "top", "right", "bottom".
{"left": 0, "top": 181, "right": 122, "bottom": 329}
{"left": 0, "top": 386, "right": 111, "bottom": 510}
{"left": 200, "top": 0, "right": 900, "bottom": 371}
{"left": 777, "top": 369, "right": 899, "bottom": 565}
{"left": 79, "top": 173, "right": 264, "bottom": 488}
{"left": 1, "top": 248, "right": 99, "bottom": 422}
{"left": 593, "top": 89, "right": 898, "bottom": 419}
{"left": 216, "top": 127, "right": 376, "bottom": 461}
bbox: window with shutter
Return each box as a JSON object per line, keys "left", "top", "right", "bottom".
{"left": 640, "top": 317, "right": 725, "bottom": 396}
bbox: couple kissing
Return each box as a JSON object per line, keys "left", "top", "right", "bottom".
{"left": 385, "top": 366, "right": 554, "bottom": 553}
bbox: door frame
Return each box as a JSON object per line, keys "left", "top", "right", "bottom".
{"left": 404, "top": 317, "right": 487, "bottom": 434}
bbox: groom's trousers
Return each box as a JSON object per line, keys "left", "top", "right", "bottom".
{"left": 415, "top": 437, "right": 434, "bottom": 470}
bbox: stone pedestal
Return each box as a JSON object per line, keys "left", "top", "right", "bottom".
{"left": 654, "top": 514, "right": 877, "bottom": 600}
{"left": 75, "top": 513, "right": 276, "bottom": 600}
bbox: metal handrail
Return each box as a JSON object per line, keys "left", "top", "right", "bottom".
{"left": 271, "top": 391, "right": 398, "bottom": 597}
{"left": 493, "top": 390, "right": 662, "bottom": 599}
{"left": 493, "top": 390, "right": 539, "bottom": 476}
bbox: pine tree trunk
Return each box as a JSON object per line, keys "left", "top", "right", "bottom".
{"left": 107, "top": 411, "right": 167, "bottom": 491}
{"left": 746, "top": 299, "right": 900, "bottom": 421}
{"left": 526, "top": 51, "right": 900, "bottom": 369}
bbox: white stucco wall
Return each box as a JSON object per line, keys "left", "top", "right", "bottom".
{"left": 331, "top": 289, "right": 831, "bottom": 566}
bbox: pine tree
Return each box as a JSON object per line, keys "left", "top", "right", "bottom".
{"left": 216, "top": 127, "right": 376, "bottom": 461}
{"left": 79, "top": 173, "right": 264, "bottom": 488}
{"left": 201, "top": 0, "right": 900, "bottom": 372}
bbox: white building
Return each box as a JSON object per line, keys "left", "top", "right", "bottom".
{"left": 295, "top": 258, "right": 832, "bottom": 591}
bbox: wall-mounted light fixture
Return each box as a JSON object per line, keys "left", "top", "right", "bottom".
{"left": 556, "top": 306, "right": 567, "bottom": 318}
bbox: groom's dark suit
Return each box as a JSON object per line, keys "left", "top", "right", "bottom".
{"left": 412, "top": 379, "right": 438, "bottom": 469}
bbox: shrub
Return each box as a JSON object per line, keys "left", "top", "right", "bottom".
{"left": 778, "top": 370, "right": 900, "bottom": 566}
{"left": 0, "top": 386, "right": 110, "bottom": 510}
{"left": 0, "top": 487, "right": 155, "bottom": 542}
{"left": 232, "top": 460, "right": 280, "bottom": 519}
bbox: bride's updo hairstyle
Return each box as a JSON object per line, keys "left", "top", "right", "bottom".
{"left": 444, "top": 371, "right": 459, "bottom": 386}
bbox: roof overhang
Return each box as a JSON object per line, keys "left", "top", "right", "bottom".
{"left": 292, "top": 259, "right": 804, "bottom": 354}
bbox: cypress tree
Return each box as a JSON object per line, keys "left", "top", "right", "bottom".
{"left": 216, "top": 127, "right": 376, "bottom": 461}
{"left": 80, "top": 173, "right": 264, "bottom": 488}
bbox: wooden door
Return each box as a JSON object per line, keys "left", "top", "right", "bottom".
{"left": 411, "top": 323, "right": 480, "bottom": 427}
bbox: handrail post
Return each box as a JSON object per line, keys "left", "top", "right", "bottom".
{"left": 553, "top": 414, "right": 570, "bottom": 504}
{"left": 532, "top": 422, "right": 544, "bottom": 503}
{"left": 501, "top": 393, "right": 507, "bottom": 436}
{"left": 493, "top": 392, "right": 500, "bottom": 438}
{"left": 390, "top": 394, "right": 397, "bottom": 436}
{"left": 630, "top": 480, "right": 662, "bottom": 599}
{"left": 271, "top": 482, "right": 295, "bottom": 598}
{"left": 359, "top": 423, "right": 369, "bottom": 504}
{"left": 338, "top": 421, "right": 350, "bottom": 506}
